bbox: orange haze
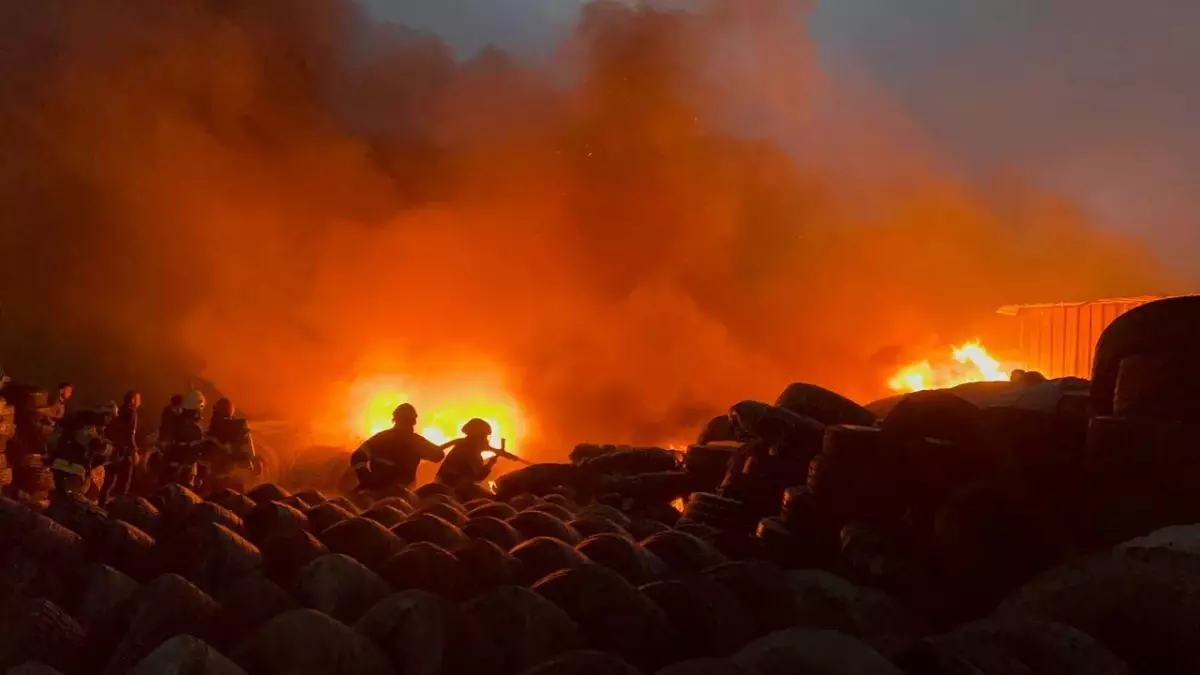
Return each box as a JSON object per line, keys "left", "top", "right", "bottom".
{"left": 0, "top": 0, "right": 1172, "bottom": 460}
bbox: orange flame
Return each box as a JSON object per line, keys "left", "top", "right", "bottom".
{"left": 888, "top": 340, "right": 1022, "bottom": 393}
{"left": 347, "top": 372, "right": 528, "bottom": 455}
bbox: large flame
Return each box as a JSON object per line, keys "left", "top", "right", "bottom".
{"left": 347, "top": 372, "right": 528, "bottom": 455}
{"left": 888, "top": 340, "right": 1022, "bottom": 393}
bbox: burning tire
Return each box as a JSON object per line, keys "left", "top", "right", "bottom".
{"left": 234, "top": 609, "right": 393, "bottom": 675}
{"left": 533, "top": 564, "right": 679, "bottom": 671}
{"left": 319, "top": 517, "right": 407, "bottom": 573}
{"left": 291, "top": 554, "right": 390, "bottom": 624}
{"left": 640, "top": 577, "right": 755, "bottom": 659}
{"left": 775, "top": 383, "right": 878, "bottom": 428}
{"left": 510, "top": 537, "right": 591, "bottom": 586}
{"left": 355, "top": 589, "right": 500, "bottom": 675}
{"left": 381, "top": 542, "right": 477, "bottom": 600}
{"left": 392, "top": 513, "right": 469, "bottom": 551}
{"left": 463, "top": 516, "right": 524, "bottom": 550}
{"left": 462, "top": 586, "right": 581, "bottom": 675}
{"left": 509, "top": 510, "right": 582, "bottom": 545}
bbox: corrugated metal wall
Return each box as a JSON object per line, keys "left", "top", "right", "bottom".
{"left": 1014, "top": 299, "right": 1156, "bottom": 379}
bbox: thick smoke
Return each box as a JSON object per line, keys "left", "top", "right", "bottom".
{"left": 0, "top": 0, "right": 1170, "bottom": 457}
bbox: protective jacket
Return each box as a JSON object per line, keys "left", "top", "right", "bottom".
{"left": 351, "top": 428, "right": 443, "bottom": 490}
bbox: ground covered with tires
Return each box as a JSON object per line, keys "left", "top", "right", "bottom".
{"left": 5, "top": 297, "right": 1200, "bottom": 675}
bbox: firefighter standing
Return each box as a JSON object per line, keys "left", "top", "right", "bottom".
{"left": 435, "top": 418, "right": 524, "bottom": 489}
{"left": 204, "top": 397, "right": 257, "bottom": 495}
{"left": 98, "top": 391, "right": 140, "bottom": 504}
{"left": 49, "top": 402, "right": 116, "bottom": 496}
{"left": 158, "top": 394, "right": 183, "bottom": 445}
{"left": 161, "top": 390, "right": 207, "bottom": 489}
{"left": 351, "top": 403, "right": 443, "bottom": 492}
{"left": 47, "top": 382, "right": 74, "bottom": 426}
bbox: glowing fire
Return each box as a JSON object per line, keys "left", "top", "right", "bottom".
{"left": 348, "top": 373, "right": 528, "bottom": 455}
{"left": 888, "top": 340, "right": 1022, "bottom": 393}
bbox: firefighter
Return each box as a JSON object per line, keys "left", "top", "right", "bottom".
{"left": 161, "top": 390, "right": 207, "bottom": 489}
{"left": 47, "top": 382, "right": 73, "bottom": 427}
{"left": 203, "top": 397, "right": 258, "bottom": 495}
{"left": 351, "top": 403, "right": 444, "bottom": 492}
{"left": 435, "top": 418, "right": 524, "bottom": 489}
{"left": 49, "top": 402, "right": 116, "bottom": 496}
{"left": 159, "top": 394, "right": 183, "bottom": 445}
{"left": 98, "top": 391, "right": 140, "bottom": 504}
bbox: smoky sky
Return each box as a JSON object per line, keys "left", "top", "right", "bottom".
{"left": 0, "top": 0, "right": 1176, "bottom": 457}
{"left": 369, "top": 0, "right": 1200, "bottom": 277}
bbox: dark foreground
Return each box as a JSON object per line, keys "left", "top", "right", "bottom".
{"left": 4, "top": 295, "right": 1200, "bottom": 675}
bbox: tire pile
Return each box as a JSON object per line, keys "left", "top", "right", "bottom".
{"left": 5, "top": 296, "right": 1200, "bottom": 674}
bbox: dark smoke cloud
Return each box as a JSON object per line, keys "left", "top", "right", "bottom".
{"left": 0, "top": 0, "right": 1171, "bottom": 457}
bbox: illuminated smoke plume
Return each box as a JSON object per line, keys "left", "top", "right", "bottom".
{"left": 0, "top": 0, "right": 1171, "bottom": 458}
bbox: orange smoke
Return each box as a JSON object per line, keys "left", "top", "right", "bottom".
{"left": 0, "top": 0, "right": 1173, "bottom": 460}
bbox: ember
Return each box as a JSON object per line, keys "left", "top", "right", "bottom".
{"left": 888, "top": 340, "right": 1023, "bottom": 393}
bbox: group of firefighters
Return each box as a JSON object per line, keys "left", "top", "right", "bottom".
{"left": 37, "top": 382, "right": 523, "bottom": 504}
{"left": 350, "top": 403, "right": 528, "bottom": 493}
{"left": 44, "top": 385, "right": 258, "bottom": 503}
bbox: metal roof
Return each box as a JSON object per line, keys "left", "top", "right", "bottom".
{"left": 995, "top": 295, "right": 1165, "bottom": 316}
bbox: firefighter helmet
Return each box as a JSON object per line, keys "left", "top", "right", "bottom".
{"left": 461, "top": 418, "right": 492, "bottom": 437}
{"left": 392, "top": 403, "right": 418, "bottom": 425}
{"left": 182, "top": 390, "right": 206, "bottom": 412}
{"left": 214, "top": 397, "right": 235, "bottom": 418}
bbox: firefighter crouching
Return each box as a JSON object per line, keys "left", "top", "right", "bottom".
{"left": 435, "top": 418, "right": 526, "bottom": 489}
{"left": 203, "top": 397, "right": 258, "bottom": 495}
{"left": 49, "top": 402, "right": 117, "bottom": 496}
{"left": 161, "top": 390, "right": 207, "bottom": 489}
{"left": 351, "top": 403, "right": 444, "bottom": 493}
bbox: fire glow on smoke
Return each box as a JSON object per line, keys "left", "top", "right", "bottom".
{"left": 888, "top": 341, "right": 1024, "bottom": 393}
{"left": 348, "top": 373, "right": 528, "bottom": 455}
